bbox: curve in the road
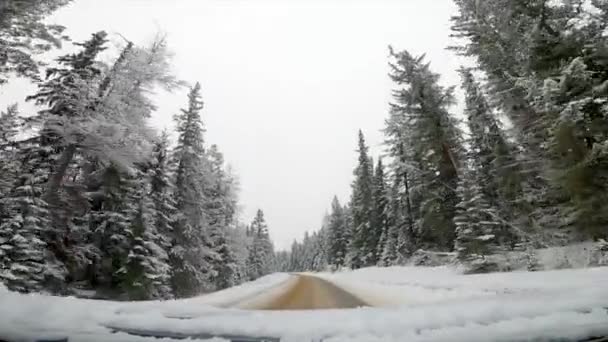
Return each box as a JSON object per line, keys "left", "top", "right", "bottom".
{"left": 235, "top": 274, "right": 368, "bottom": 310}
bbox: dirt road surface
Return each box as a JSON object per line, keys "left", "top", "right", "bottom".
{"left": 234, "top": 274, "right": 368, "bottom": 310}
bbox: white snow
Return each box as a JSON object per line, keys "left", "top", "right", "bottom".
{"left": 0, "top": 273, "right": 289, "bottom": 342}
{"left": 2, "top": 267, "right": 608, "bottom": 342}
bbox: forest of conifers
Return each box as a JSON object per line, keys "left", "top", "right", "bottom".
{"left": 1, "top": 0, "right": 608, "bottom": 300}
{"left": 279, "top": 0, "right": 608, "bottom": 273}
{"left": 0, "top": 1, "right": 276, "bottom": 300}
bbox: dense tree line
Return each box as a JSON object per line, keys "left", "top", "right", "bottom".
{"left": 0, "top": 2, "right": 276, "bottom": 299}
{"left": 281, "top": 0, "right": 608, "bottom": 272}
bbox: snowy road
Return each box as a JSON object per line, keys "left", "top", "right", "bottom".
{"left": 234, "top": 274, "right": 368, "bottom": 310}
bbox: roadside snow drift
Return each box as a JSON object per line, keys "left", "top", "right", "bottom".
{"left": 1, "top": 267, "right": 608, "bottom": 342}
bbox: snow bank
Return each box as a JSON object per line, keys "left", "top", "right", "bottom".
{"left": 408, "top": 241, "right": 608, "bottom": 273}
{"left": 106, "top": 267, "right": 608, "bottom": 342}
{"left": 2, "top": 268, "right": 608, "bottom": 342}
{"left": 0, "top": 273, "right": 290, "bottom": 342}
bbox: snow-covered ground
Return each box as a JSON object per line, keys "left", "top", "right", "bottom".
{"left": 2, "top": 267, "right": 608, "bottom": 342}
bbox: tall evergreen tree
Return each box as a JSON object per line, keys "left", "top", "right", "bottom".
{"left": 541, "top": 56, "right": 608, "bottom": 239}
{"left": 326, "top": 196, "right": 348, "bottom": 268}
{"left": 385, "top": 47, "right": 464, "bottom": 251}
{"left": 204, "top": 144, "right": 238, "bottom": 289}
{"left": 371, "top": 158, "right": 389, "bottom": 265}
{"left": 460, "top": 68, "right": 522, "bottom": 247}
{"left": 247, "top": 209, "right": 274, "bottom": 280}
{"left": 346, "top": 130, "right": 374, "bottom": 268}
{"left": 25, "top": 31, "right": 109, "bottom": 267}
{"left": 118, "top": 168, "right": 172, "bottom": 300}
{"left": 0, "top": 142, "right": 65, "bottom": 293}
{"left": 450, "top": 0, "right": 608, "bottom": 240}
{"left": 170, "top": 82, "right": 213, "bottom": 297}
{"left": 0, "top": 104, "right": 21, "bottom": 201}
{"left": 148, "top": 133, "right": 176, "bottom": 257}
{"left": 453, "top": 166, "right": 502, "bottom": 263}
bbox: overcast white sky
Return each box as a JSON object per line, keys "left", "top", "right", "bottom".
{"left": 1, "top": 0, "right": 465, "bottom": 250}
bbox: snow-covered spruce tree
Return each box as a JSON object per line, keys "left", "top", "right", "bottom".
{"left": 301, "top": 232, "right": 313, "bottom": 271}
{"left": 17, "top": 33, "right": 178, "bottom": 295}
{"left": 453, "top": 166, "right": 502, "bottom": 268}
{"left": 511, "top": 1, "right": 608, "bottom": 240}
{"left": 371, "top": 158, "right": 389, "bottom": 266}
{"left": 87, "top": 164, "right": 133, "bottom": 293}
{"left": 211, "top": 227, "right": 237, "bottom": 290}
{"left": 25, "top": 31, "right": 108, "bottom": 261}
{"left": 342, "top": 204, "right": 354, "bottom": 266}
{"left": 247, "top": 209, "right": 274, "bottom": 280}
{"left": 118, "top": 166, "right": 173, "bottom": 300}
{"left": 0, "top": 104, "right": 19, "bottom": 145}
{"left": 311, "top": 226, "right": 328, "bottom": 271}
{"left": 0, "top": 104, "right": 21, "bottom": 200}
{"left": 27, "top": 31, "right": 180, "bottom": 230}
{"left": 0, "top": 142, "right": 65, "bottom": 293}
{"left": 0, "top": 0, "right": 71, "bottom": 85}
{"left": 204, "top": 145, "right": 238, "bottom": 290}
{"left": 346, "top": 130, "right": 375, "bottom": 269}
{"left": 459, "top": 68, "right": 522, "bottom": 248}
{"left": 170, "top": 82, "right": 214, "bottom": 297}
{"left": 449, "top": 0, "right": 549, "bottom": 156}
{"left": 382, "top": 127, "right": 418, "bottom": 259}
{"left": 449, "top": 0, "right": 560, "bottom": 235}
{"left": 379, "top": 175, "right": 404, "bottom": 266}
{"left": 450, "top": 0, "right": 608, "bottom": 239}
{"left": 147, "top": 132, "right": 176, "bottom": 260}
{"left": 539, "top": 56, "right": 608, "bottom": 240}
{"left": 226, "top": 223, "right": 251, "bottom": 284}
{"left": 326, "top": 196, "right": 348, "bottom": 268}
{"left": 385, "top": 47, "right": 464, "bottom": 251}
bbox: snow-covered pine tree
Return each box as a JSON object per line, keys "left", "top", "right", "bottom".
{"left": 0, "top": 142, "right": 65, "bottom": 293}
{"left": 385, "top": 47, "right": 464, "bottom": 251}
{"left": 540, "top": 55, "right": 608, "bottom": 240}
{"left": 450, "top": 0, "right": 608, "bottom": 240}
{"left": 226, "top": 223, "right": 251, "bottom": 284}
{"left": 453, "top": 165, "right": 501, "bottom": 267}
{"left": 204, "top": 144, "right": 239, "bottom": 290}
{"left": 23, "top": 31, "right": 109, "bottom": 272}
{"left": 170, "top": 82, "right": 215, "bottom": 297}
{"left": 311, "top": 226, "right": 328, "bottom": 271}
{"left": 211, "top": 228, "right": 237, "bottom": 289}
{"left": 0, "top": 104, "right": 21, "bottom": 200}
{"left": 326, "top": 196, "right": 348, "bottom": 268}
{"left": 379, "top": 175, "right": 403, "bottom": 266}
{"left": 371, "top": 158, "right": 389, "bottom": 266}
{"left": 147, "top": 132, "right": 176, "bottom": 259}
{"left": 449, "top": 0, "right": 547, "bottom": 155}
{"left": 87, "top": 164, "right": 134, "bottom": 294}
{"left": 346, "top": 130, "right": 374, "bottom": 268}
{"left": 459, "top": 68, "right": 521, "bottom": 248}
{"left": 118, "top": 165, "right": 173, "bottom": 300}
{"left": 247, "top": 209, "right": 274, "bottom": 280}
{"left": 449, "top": 0, "right": 560, "bottom": 235}
{"left": 513, "top": 1, "right": 608, "bottom": 241}
{"left": 0, "top": 104, "right": 19, "bottom": 145}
